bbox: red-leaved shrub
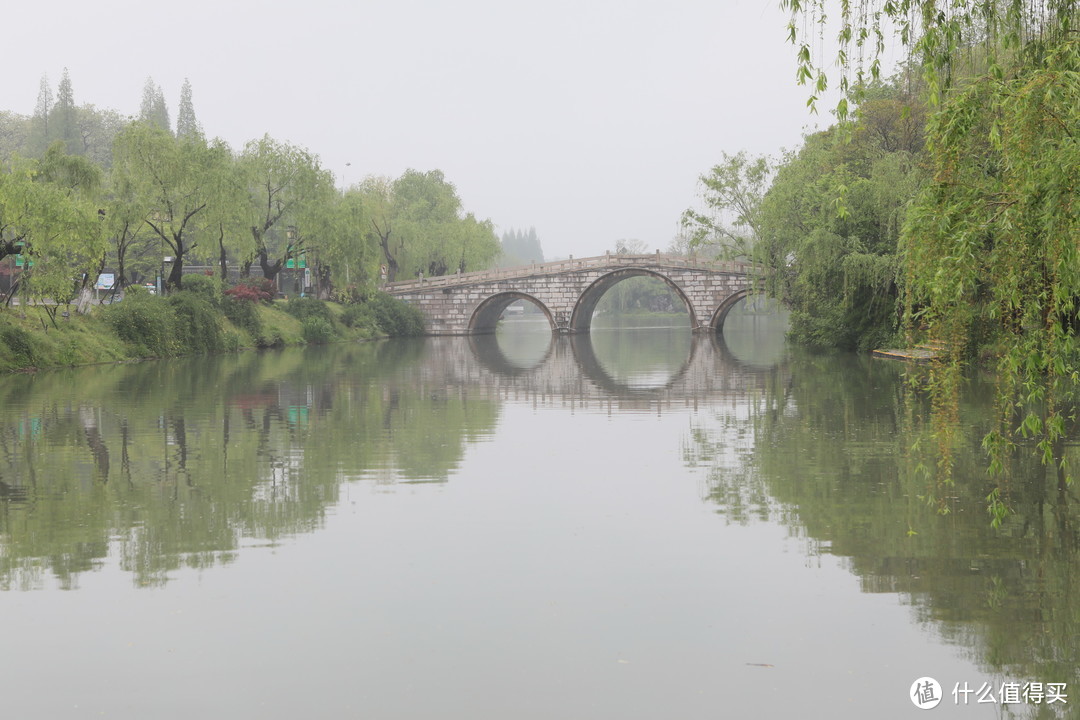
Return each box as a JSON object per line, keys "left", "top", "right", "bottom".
{"left": 225, "top": 278, "right": 274, "bottom": 303}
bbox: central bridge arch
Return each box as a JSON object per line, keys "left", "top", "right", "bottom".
{"left": 568, "top": 268, "right": 697, "bottom": 333}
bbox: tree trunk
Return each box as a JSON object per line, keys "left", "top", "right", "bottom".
{"left": 258, "top": 249, "right": 283, "bottom": 293}
{"left": 218, "top": 229, "right": 229, "bottom": 282}
{"left": 167, "top": 255, "right": 184, "bottom": 291}
{"left": 378, "top": 233, "right": 398, "bottom": 283}
{"left": 315, "top": 262, "right": 333, "bottom": 300}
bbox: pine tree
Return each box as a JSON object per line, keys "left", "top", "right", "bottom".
{"left": 29, "top": 74, "right": 52, "bottom": 156}
{"left": 139, "top": 77, "right": 171, "bottom": 133}
{"left": 176, "top": 78, "right": 201, "bottom": 138}
{"left": 50, "top": 68, "right": 80, "bottom": 154}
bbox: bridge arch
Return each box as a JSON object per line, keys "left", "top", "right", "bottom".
{"left": 568, "top": 268, "right": 697, "bottom": 333}
{"left": 468, "top": 292, "right": 555, "bottom": 335}
{"left": 709, "top": 287, "right": 755, "bottom": 333}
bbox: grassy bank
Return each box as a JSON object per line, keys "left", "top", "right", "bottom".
{"left": 0, "top": 279, "right": 424, "bottom": 374}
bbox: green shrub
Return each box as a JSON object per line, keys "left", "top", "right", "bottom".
{"left": 302, "top": 317, "right": 334, "bottom": 345}
{"left": 284, "top": 297, "right": 335, "bottom": 326}
{"left": 340, "top": 303, "right": 374, "bottom": 330}
{"left": 168, "top": 292, "right": 224, "bottom": 354}
{"left": 256, "top": 329, "right": 285, "bottom": 349}
{"left": 179, "top": 273, "right": 223, "bottom": 307}
{"left": 223, "top": 295, "right": 262, "bottom": 336}
{"left": 101, "top": 294, "right": 175, "bottom": 356}
{"left": 0, "top": 325, "right": 38, "bottom": 367}
{"left": 369, "top": 292, "right": 425, "bottom": 336}
{"left": 222, "top": 329, "right": 242, "bottom": 353}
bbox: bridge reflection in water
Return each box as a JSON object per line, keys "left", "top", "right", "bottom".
{"left": 405, "top": 326, "right": 791, "bottom": 415}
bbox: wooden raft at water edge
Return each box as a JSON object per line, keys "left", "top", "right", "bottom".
{"left": 871, "top": 343, "right": 943, "bottom": 363}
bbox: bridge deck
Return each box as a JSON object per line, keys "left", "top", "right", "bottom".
{"left": 383, "top": 253, "right": 753, "bottom": 292}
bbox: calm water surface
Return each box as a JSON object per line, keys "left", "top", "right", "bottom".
{"left": 1, "top": 311, "right": 1076, "bottom": 719}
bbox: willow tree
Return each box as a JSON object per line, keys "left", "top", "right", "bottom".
{"left": 782, "top": 0, "right": 1079, "bottom": 522}
{"left": 360, "top": 169, "right": 499, "bottom": 282}
{"left": 111, "top": 123, "right": 224, "bottom": 290}
{"left": 239, "top": 135, "right": 334, "bottom": 286}
{"left": 306, "top": 189, "right": 378, "bottom": 298}
{"left": 0, "top": 153, "right": 105, "bottom": 321}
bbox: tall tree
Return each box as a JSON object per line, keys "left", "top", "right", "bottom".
{"left": 139, "top": 77, "right": 171, "bottom": 133}
{"left": 499, "top": 227, "right": 544, "bottom": 266}
{"left": 101, "top": 172, "right": 151, "bottom": 296}
{"left": 111, "top": 123, "right": 222, "bottom": 290}
{"left": 902, "top": 38, "right": 1080, "bottom": 520}
{"left": 361, "top": 169, "right": 499, "bottom": 282}
{"left": 28, "top": 74, "right": 52, "bottom": 156}
{"left": 74, "top": 104, "right": 126, "bottom": 168}
{"left": 0, "top": 112, "right": 31, "bottom": 162}
{"left": 49, "top": 68, "right": 80, "bottom": 155}
{"left": 0, "top": 153, "right": 105, "bottom": 319}
{"left": 313, "top": 188, "right": 376, "bottom": 296}
{"left": 359, "top": 176, "right": 399, "bottom": 281}
{"left": 681, "top": 151, "right": 771, "bottom": 260}
{"left": 198, "top": 138, "right": 252, "bottom": 282}
{"left": 451, "top": 213, "right": 500, "bottom": 275}
{"left": 754, "top": 89, "right": 926, "bottom": 351}
{"left": 176, "top": 78, "right": 201, "bottom": 139}
{"left": 239, "top": 135, "right": 333, "bottom": 287}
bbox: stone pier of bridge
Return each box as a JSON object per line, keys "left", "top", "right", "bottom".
{"left": 383, "top": 253, "right": 756, "bottom": 335}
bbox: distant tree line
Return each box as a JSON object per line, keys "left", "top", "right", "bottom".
{"left": 497, "top": 227, "right": 545, "bottom": 267}
{"left": 0, "top": 71, "right": 502, "bottom": 310}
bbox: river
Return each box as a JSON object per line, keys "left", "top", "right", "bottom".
{"left": 0, "top": 309, "right": 1075, "bottom": 719}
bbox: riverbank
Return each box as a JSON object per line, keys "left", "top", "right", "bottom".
{"left": 0, "top": 286, "right": 422, "bottom": 373}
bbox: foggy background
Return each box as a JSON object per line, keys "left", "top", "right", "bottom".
{"left": 2, "top": 0, "right": 843, "bottom": 259}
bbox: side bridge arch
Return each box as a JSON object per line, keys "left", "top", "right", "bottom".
{"left": 469, "top": 292, "right": 556, "bottom": 334}
{"left": 708, "top": 287, "right": 756, "bottom": 333}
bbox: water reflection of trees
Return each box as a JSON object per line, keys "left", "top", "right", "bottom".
{"left": 0, "top": 342, "right": 498, "bottom": 589}
{"left": 686, "top": 350, "right": 1080, "bottom": 704}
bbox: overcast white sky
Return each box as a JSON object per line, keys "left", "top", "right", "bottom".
{"left": 3, "top": 0, "right": 838, "bottom": 259}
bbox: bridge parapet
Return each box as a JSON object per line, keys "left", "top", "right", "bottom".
{"left": 383, "top": 253, "right": 753, "bottom": 292}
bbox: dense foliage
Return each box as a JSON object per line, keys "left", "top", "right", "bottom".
{"left": 101, "top": 292, "right": 178, "bottom": 357}
{"left": 772, "top": 0, "right": 1080, "bottom": 522}
{"left": 0, "top": 74, "right": 501, "bottom": 320}
{"left": 368, "top": 291, "right": 425, "bottom": 337}
{"left": 358, "top": 170, "right": 500, "bottom": 283}
{"left": 684, "top": 82, "right": 926, "bottom": 351}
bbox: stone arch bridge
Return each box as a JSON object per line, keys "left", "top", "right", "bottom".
{"left": 383, "top": 253, "right": 756, "bottom": 335}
